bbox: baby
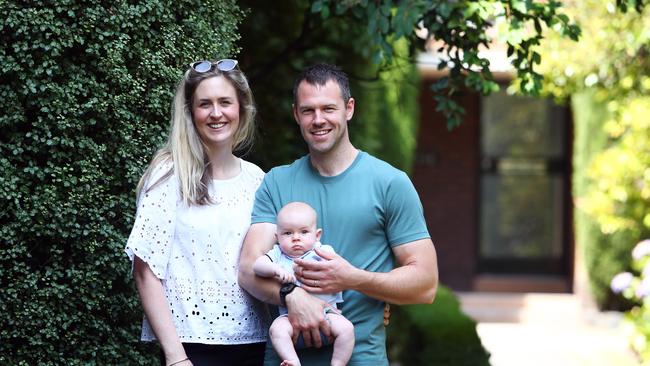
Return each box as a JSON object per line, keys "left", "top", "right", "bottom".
{"left": 253, "top": 201, "right": 354, "bottom": 366}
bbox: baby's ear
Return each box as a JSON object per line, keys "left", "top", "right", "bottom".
{"left": 316, "top": 228, "right": 322, "bottom": 241}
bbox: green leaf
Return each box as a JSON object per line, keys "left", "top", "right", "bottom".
{"left": 311, "top": 1, "right": 323, "bottom": 13}
{"left": 321, "top": 5, "right": 330, "bottom": 19}
{"left": 336, "top": 2, "right": 349, "bottom": 15}
{"left": 431, "top": 77, "right": 449, "bottom": 92}
{"left": 438, "top": 3, "right": 452, "bottom": 17}
{"left": 380, "top": 1, "right": 391, "bottom": 16}
{"left": 379, "top": 14, "right": 389, "bottom": 33}
{"left": 511, "top": 0, "right": 529, "bottom": 13}
{"left": 557, "top": 13, "right": 569, "bottom": 23}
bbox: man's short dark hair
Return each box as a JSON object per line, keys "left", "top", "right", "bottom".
{"left": 292, "top": 63, "right": 351, "bottom": 103}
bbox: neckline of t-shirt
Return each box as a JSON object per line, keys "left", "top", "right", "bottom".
{"left": 211, "top": 158, "right": 243, "bottom": 183}
{"left": 307, "top": 150, "right": 365, "bottom": 183}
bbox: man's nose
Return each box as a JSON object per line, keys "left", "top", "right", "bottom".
{"left": 313, "top": 110, "right": 325, "bottom": 123}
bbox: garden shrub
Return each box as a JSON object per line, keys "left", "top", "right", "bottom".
{"left": 571, "top": 90, "right": 637, "bottom": 309}
{"left": 538, "top": 0, "right": 650, "bottom": 310}
{"left": 0, "top": 1, "right": 243, "bottom": 363}
{"left": 591, "top": 95, "right": 650, "bottom": 357}
{"left": 575, "top": 93, "right": 650, "bottom": 309}
{"left": 386, "top": 286, "right": 491, "bottom": 366}
{"left": 611, "top": 239, "right": 650, "bottom": 362}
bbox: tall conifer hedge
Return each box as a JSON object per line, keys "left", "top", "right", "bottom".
{"left": 0, "top": 1, "right": 243, "bottom": 363}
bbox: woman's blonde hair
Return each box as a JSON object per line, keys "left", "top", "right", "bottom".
{"left": 136, "top": 63, "right": 256, "bottom": 206}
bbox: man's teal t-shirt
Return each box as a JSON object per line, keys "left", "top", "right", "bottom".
{"left": 252, "top": 151, "right": 430, "bottom": 366}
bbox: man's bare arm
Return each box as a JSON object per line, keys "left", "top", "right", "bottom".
{"left": 295, "top": 238, "right": 438, "bottom": 305}
{"left": 353, "top": 239, "right": 438, "bottom": 304}
{"left": 238, "top": 222, "right": 281, "bottom": 304}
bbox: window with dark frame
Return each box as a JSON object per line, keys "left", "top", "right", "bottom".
{"left": 478, "top": 87, "right": 571, "bottom": 275}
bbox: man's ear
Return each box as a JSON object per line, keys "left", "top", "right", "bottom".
{"left": 315, "top": 228, "right": 322, "bottom": 241}
{"left": 345, "top": 97, "right": 355, "bottom": 121}
{"left": 292, "top": 104, "right": 299, "bottom": 124}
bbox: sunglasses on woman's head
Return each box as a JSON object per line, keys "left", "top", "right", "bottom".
{"left": 190, "top": 59, "right": 238, "bottom": 73}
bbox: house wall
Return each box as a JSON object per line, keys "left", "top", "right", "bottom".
{"left": 412, "top": 83, "right": 480, "bottom": 290}
{"left": 412, "top": 78, "right": 575, "bottom": 293}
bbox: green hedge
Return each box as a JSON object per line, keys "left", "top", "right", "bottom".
{"left": 572, "top": 90, "right": 611, "bottom": 307}
{"left": 0, "top": 1, "right": 243, "bottom": 363}
{"left": 387, "top": 286, "right": 491, "bottom": 365}
{"left": 571, "top": 90, "right": 637, "bottom": 309}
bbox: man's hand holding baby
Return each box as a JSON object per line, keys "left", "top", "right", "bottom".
{"left": 293, "top": 246, "right": 362, "bottom": 295}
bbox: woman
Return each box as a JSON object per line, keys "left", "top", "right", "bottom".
{"left": 125, "top": 59, "right": 269, "bottom": 366}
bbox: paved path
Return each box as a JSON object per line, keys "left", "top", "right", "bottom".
{"left": 477, "top": 321, "right": 637, "bottom": 366}
{"left": 458, "top": 292, "right": 640, "bottom": 366}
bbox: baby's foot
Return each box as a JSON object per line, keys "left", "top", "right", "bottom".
{"left": 280, "top": 360, "right": 300, "bottom": 366}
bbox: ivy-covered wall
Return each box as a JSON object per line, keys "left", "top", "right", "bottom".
{"left": 0, "top": 1, "right": 243, "bottom": 363}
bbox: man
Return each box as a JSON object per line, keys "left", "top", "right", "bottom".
{"left": 239, "top": 63, "right": 438, "bottom": 365}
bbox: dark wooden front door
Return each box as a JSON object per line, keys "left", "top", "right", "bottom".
{"left": 477, "top": 87, "right": 572, "bottom": 277}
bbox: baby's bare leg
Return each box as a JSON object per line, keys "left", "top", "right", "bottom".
{"left": 270, "top": 317, "right": 301, "bottom": 366}
{"left": 327, "top": 313, "right": 355, "bottom": 366}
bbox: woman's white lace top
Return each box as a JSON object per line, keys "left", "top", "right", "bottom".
{"left": 125, "top": 159, "right": 269, "bottom": 344}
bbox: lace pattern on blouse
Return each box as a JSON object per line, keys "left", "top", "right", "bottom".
{"left": 125, "top": 159, "right": 270, "bottom": 344}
